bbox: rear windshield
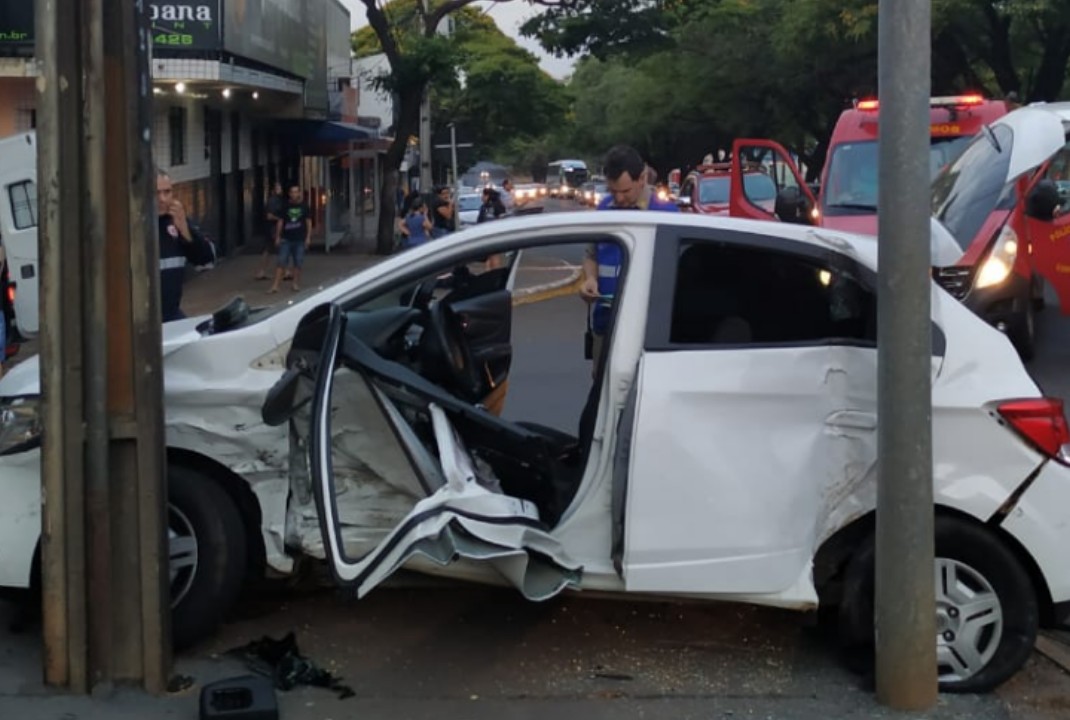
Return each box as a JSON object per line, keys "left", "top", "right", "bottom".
{"left": 699, "top": 174, "right": 776, "bottom": 204}
{"left": 931, "top": 125, "right": 1016, "bottom": 250}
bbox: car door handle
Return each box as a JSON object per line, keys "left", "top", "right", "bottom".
{"left": 825, "top": 410, "right": 877, "bottom": 431}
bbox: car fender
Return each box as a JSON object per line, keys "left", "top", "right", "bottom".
{"left": 0, "top": 448, "right": 42, "bottom": 589}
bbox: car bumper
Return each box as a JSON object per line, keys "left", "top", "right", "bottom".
{"left": 0, "top": 447, "right": 42, "bottom": 590}
{"left": 1000, "top": 460, "right": 1070, "bottom": 609}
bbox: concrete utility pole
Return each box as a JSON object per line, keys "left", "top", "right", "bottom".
{"left": 37, "top": 0, "right": 170, "bottom": 693}
{"left": 419, "top": 0, "right": 433, "bottom": 193}
{"left": 875, "top": 0, "right": 938, "bottom": 710}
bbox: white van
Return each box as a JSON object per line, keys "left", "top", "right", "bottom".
{"left": 0, "top": 132, "right": 39, "bottom": 339}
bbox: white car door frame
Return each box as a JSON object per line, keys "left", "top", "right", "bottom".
{"left": 308, "top": 299, "right": 583, "bottom": 600}
{"left": 620, "top": 226, "right": 945, "bottom": 597}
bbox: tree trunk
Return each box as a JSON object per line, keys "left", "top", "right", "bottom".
{"left": 375, "top": 93, "right": 423, "bottom": 255}
{"left": 1029, "top": 36, "right": 1070, "bottom": 102}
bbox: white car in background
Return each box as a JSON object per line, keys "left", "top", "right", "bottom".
{"left": 1, "top": 211, "right": 1069, "bottom": 693}
{"left": 456, "top": 193, "right": 483, "bottom": 228}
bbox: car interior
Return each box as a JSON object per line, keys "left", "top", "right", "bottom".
{"left": 271, "top": 245, "right": 617, "bottom": 529}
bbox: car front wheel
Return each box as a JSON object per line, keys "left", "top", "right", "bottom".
{"left": 168, "top": 465, "right": 248, "bottom": 650}
{"left": 838, "top": 515, "right": 1039, "bottom": 693}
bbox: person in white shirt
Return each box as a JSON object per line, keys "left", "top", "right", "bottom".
{"left": 499, "top": 178, "right": 516, "bottom": 213}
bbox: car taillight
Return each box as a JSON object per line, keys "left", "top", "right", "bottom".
{"left": 5, "top": 284, "right": 13, "bottom": 304}
{"left": 997, "top": 398, "right": 1070, "bottom": 459}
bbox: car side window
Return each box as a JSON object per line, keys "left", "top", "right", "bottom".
{"left": 669, "top": 242, "right": 876, "bottom": 346}
{"left": 1043, "top": 141, "right": 1070, "bottom": 216}
{"left": 9, "top": 180, "right": 37, "bottom": 230}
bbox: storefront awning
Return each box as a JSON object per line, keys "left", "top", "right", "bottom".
{"left": 277, "top": 119, "right": 378, "bottom": 144}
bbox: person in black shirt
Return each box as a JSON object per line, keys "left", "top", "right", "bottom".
{"left": 256, "top": 181, "right": 285, "bottom": 280}
{"left": 156, "top": 170, "right": 215, "bottom": 323}
{"left": 430, "top": 186, "right": 455, "bottom": 238}
{"left": 270, "top": 185, "right": 312, "bottom": 293}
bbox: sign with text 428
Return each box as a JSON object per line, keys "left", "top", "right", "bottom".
{"left": 0, "top": 1, "right": 222, "bottom": 50}
{"left": 151, "top": 0, "right": 222, "bottom": 51}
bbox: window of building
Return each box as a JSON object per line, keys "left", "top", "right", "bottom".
{"left": 169, "top": 106, "right": 187, "bottom": 166}
{"left": 669, "top": 242, "right": 876, "bottom": 346}
{"left": 15, "top": 109, "right": 36, "bottom": 131}
{"left": 9, "top": 180, "right": 38, "bottom": 230}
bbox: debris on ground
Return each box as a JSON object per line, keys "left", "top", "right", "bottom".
{"left": 226, "top": 632, "right": 355, "bottom": 700}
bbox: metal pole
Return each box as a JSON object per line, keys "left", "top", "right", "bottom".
{"left": 875, "top": 0, "right": 937, "bottom": 710}
{"left": 450, "top": 123, "right": 459, "bottom": 230}
{"left": 450, "top": 122, "right": 459, "bottom": 191}
{"left": 419, "top": 0, "right": 433, "bottom": 194}
{"left": 419, "top": 87, "right": 432, "bottom": 194}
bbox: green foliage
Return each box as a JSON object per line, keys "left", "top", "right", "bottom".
{"left": 546, "top": 0, "right": 1070, "bottom": 177}
{"left": 352, "top": 0, "right": 569, "bottom": 168}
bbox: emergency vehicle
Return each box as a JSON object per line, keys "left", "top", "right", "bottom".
{"left": 0, "top": 132, "right": 39, "bottom": 342}
{"left": 724, "top": 94, "right": 1012, "bottom": 233}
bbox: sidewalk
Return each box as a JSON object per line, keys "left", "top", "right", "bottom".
{"left": 181, "top": 242, "right": 385, "bottom": 319}
{"left": 181, "top": 243, "right": 582, "bottom": 319}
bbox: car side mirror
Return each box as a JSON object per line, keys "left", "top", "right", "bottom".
{"left": 1026, "top": 179, "right": 1060, "bottom": 222}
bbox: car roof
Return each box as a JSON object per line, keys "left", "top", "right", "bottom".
{"left": 1024, "top": 101, "right": 1070, "bottom": 124}
{"left": 426, "top": 210, "right": 880, "bottom": 267}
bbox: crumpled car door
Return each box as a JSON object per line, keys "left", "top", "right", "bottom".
{"left": 308, "top": 303, "right": 582, "bottom": 600}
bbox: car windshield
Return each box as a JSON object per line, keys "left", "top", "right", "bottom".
{"left": 698, "top": 177, "right": 729, "bottom": 204}
{"left": 931, "top": 124, "right": 1016, "bottom": 251}
{"left": 823, "top": 136, "right": 976, "bottom": 214}
{"left": 698, "top": 174, "right": 776, "bottom": 205}
{"left": 458, "top": 195, "right": 482, "bottom": 212}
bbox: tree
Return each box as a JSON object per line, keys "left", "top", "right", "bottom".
{"left": 534, "top": 0, "right": 1070, "bottom": 180}
{"left": 354, "top": 0, "right": 570, "bottom": 254}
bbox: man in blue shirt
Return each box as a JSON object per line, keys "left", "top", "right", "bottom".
{"left": 580, "top": 145, "right": 678, "bottom": 370}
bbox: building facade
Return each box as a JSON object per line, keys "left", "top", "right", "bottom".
{"left": 0, "top": 0, "right": 374, "bottom": 255}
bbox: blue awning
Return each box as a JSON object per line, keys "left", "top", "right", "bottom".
{"left": 277, "top": 120, "right": 377, "bottom": 144}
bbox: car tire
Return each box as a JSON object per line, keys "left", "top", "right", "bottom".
{"left": 838, "top": 515, "right": 1038, "bottom": 693}
{"left": 168, "top": 464, "right": 247, "bottom": 651}
{"left": 1032, "top": 275, "right": 1046, "bottom": 313}
{"left": 1009, "top": 298, "right": 1036, "bottom": 362}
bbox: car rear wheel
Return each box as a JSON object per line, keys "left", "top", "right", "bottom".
{"left": 838, "top": 515, "right": 1038, "bottom": 693}
{"left": 168, "top": 465, "right": 247, "bottom": 650}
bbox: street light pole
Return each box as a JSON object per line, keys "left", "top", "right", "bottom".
{"left": 419, "top": 0, "right": 433, "bottom": 194}
{"left": 449, "top": 122, "right": 459, "bottom": 190}
{"left": 875, "top": 0, "right": 937, "bottom": 709}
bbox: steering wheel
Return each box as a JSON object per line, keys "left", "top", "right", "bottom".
{"left": 429, "top": 300, "right": 482, "bottom": 402}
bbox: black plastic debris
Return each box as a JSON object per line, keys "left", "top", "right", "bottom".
{"left": 200, "top": 675, "right": 279, "bottom": 720}
{"left": 226, "top": 632, "right": 355, "bottom": 700}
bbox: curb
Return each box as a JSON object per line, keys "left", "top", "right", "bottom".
{"left": 512, "top": 263, "right": 583, "bottom": 307}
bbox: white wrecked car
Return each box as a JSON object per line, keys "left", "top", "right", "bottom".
{"left": 1, "top": 211, "right": 1069, "bottom": 694}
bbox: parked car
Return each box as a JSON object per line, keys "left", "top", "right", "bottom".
{"left": 678, "top": 163, "right": 778, "bottom": 215}
{"left": 2, "top": 212, "right": 1068, "bottom": 693}
{"left": 455, "top": 193, "right": 483, "bottom": 228}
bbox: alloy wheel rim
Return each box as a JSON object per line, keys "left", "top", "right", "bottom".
{"left": 934, "top": 557, "right": 1003, "bottom": 682}
{"left": 168, "top": 504, "right": 199, "bottom": 608}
